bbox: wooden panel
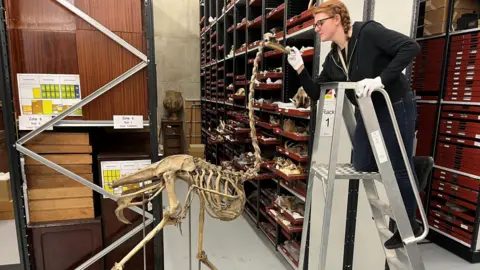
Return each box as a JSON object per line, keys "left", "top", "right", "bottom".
{"left": 24, "top": 132, "right": 90, "bottom": 145}
{"left": 28, "top": 187, "right": 92, "bottom": 200}
{"left": 26, "top": 174, "right": 93, "bottom": 189}
{"left": 25, "top": 154, "right": 92, "bottom": 165}
{"left": 5, "top": 0, "right": 77, "bottom": 30}
{"left": 7, "top": 29, "right": 79, "bottom": 117}
{"left": 0, "top": 130, "right": 8, "bottom": 173}
{"left": 27, "top": 145, "right": 93, "bottom": 154}
{"left": 101, "top": 199, "right": 154, "bottom": 270}
{"left": 29, "top": 219, "right": 104, "bottom": 270}
{"left": 24, "top": 164, "right": 92, "bottom": 175}
{"left": 30, "top": 208, "right": 94, "bottom": 223}
{"left": 29, "top": 197, "right": 93, "bottom": 211}
{"left": 75, "top": 0, "right": 142, "bottom": 33}
{"left": 94, "top": 130, "right": 150, "bottom": 154}
{"left": 76, "top": 30, "right": 148, "bottom": 120}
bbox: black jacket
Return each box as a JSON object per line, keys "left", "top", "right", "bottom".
{"left": 298, "top": 20, "right": 420, "bottom": 107}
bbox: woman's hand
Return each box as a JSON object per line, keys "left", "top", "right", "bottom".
{"left": 287, "top": 47, "right": 304, "bottom": 74}
{"left": 356, "top": 77, "right": 384, "bottom": 98}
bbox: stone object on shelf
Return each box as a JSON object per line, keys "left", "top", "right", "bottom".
{"left": 163, "top": 90, "right": 184, "bottom": 120}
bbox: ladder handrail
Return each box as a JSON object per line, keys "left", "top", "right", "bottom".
{"left": 364, "top": 87, "right": 429, "bottom": 245}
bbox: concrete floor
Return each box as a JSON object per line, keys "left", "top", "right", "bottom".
{"left": 161, "top": 180, "right": 290, "bottom": 270}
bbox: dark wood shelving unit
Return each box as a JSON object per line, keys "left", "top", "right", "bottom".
{"left": 199, "top": 0, "right": 317, "bottom": 268}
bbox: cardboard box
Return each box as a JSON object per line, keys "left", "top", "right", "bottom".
{"left": 0, "top": 172, "right": 11, "bottom": 202}
{"left": 424, "top": 22, "right": 448, "bottom": 36}
{"left": 425, "top": 7, "right": 474, "bottom": 25}
{"left": 0, "top": 200, "right": 13, "bottom": 220}
{"left": 188, "top": 144, "right": 205, "bottom": 158}
{"left": 426, "top": 0, "right": 480, "bottom": 11}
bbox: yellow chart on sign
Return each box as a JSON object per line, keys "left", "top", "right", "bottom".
{"left": 17, "top": 74, "right": 83, "bottom": 117}
{"left": 100, "top": 160, "right": 151, "bottom": 198}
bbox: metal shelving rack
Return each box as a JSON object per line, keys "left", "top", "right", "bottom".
{"left": 200, "top": 0, "right": 480, "bottom": 268}
{"left": 411, "top": 0, "right": 480, "bottom": 264}
{"left": 200, "top": 0, "right": 321, "bottom": 268}
{"left": 0, "top": 0, "right": 164, "bottom": 269}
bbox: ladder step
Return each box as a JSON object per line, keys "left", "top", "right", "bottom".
{"left": 369, "top": 199, "right": 394, "bottom": 218}
{"left": 380, "top": 229, "right": 409, "bottom": 263}
{"left": 386, "top": 256, "right": 407, "bottom": 270}
{"left": 311, "top": 163, "right": 381, "bottom": 180}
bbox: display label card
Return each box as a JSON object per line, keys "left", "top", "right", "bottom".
{"left": 113, "top": 115, "right": 143, "bottom": 129}
{"left": 19, "top": 115, "right": 53, "bottom": 130}
{"left": 320, "top": 90, "right": 336, "bottom": 137}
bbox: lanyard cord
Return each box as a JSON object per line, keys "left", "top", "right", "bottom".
{"left": 337, "top": 43, "right": 349, "bottom": 79}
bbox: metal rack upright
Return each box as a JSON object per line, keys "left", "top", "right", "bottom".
{"left": 0, "top": 0, "right": 164, "bottom": 269}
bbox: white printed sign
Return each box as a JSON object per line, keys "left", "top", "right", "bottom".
{"left": 320, "top": 96, "right": 336, "bottom": 137}
{"left": 100, "top": 159, "right": 152, "bottom": 198}
{"left": 17, "top": 73, "right": 82, "bottom": 116}
{"left": 18, "top": 115, "right": 53, "bottom": 130}
{"left": 113, "top": 115, "right": 144, "bottom": 129}
{"left": 371, "top": 130, "right": 388, "bottom": 164}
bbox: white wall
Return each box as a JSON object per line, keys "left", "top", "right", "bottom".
{"left": 153, "top": 0, "right": 201, "bottom": 121}
{"left": 307, "top": 0, "right": 416, "bottom": 269}
{"left": 0, "top": 220, "right": 20, "bottom": 266}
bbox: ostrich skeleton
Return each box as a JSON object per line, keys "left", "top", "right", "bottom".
{"left": 110, "top": 33, "right": 291, "bottom": 270}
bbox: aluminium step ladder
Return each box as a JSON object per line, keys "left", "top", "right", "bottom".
{"left": 298, "top": 82, "right": 429, "bottom": 270}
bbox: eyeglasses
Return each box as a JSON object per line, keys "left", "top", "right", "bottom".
{"left": 314, "top": 16, "right": 334, "bottom": 28}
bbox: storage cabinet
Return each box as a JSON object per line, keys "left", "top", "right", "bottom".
{"left": 161, "top": 120, "right": 185, "bottom": 156}
{"left": 413, "top": 2, "right": 480, "bottom": 260}
{"left": 100, "top": 199, "right": 154, "bottom": 270}
{"left": 97, "top": 153, "right": 155, "bottom": 270}
{"left": 28, "top": 219, "right": 104, "bottom": 270}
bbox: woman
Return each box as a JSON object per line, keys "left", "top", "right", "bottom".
{"left": 287, "top": 0, "right": 422, "bottom": 249}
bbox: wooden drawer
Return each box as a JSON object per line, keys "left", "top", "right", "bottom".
{"left": 164, "top": 125, "right": 181, "bottom": 135}
{"left": 101, "top": 199, "right": 154, "bottom": 270}
{"left": 0, "top": 130, "right": 8, "bottom": 173}
{"left": 165, "top": 138, "right": 181, "bottom": 148}
{"left": 164, "top": 147, "right": 182, "bottom": 155}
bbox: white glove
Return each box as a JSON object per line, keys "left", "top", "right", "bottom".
{"left": 287, "top": 47, "right": 304, "bottom": 72}
{"left": 356, "top": 77, "right": 384, "bottom": 98}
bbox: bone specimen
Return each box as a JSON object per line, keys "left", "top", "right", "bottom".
{"left": 269, "top": 27, "right": 283, "bottom": 34}
{"left": 275, "top": 195, "right": 305, "bottom": 216}
{"left": 292, "top": 86, "right": 311, "bottom": 109}
{"left": 269, "top": 115, "right": 280, "bottom": 126}
{"left": 110, "top": 33, "right": 292, "bottom": 270}
{"left": 283, "top": 119, "right": 297, "bottom": 133}
{"left": 274, "top": 157, "right": 305, "bottom": 175}
{"left": 284, "top": 141, "right": 308, "bottom": 156}
{"left": 236, "top": 87, "right": 245, "bottom": 96}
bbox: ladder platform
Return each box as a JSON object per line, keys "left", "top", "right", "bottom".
{"left": 311, "top": 163, "right": 381, "bottom": 180}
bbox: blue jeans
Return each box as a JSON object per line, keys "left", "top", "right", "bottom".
{"left": 352, "top": 91, "right": 419, "bottom": 226}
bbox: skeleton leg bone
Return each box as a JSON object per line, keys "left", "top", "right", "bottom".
{"left": 111, "top": 214, "right": 176, "bottom": 270}
{"left": 197, "top": 201, "right": 217, "bottom": 270}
